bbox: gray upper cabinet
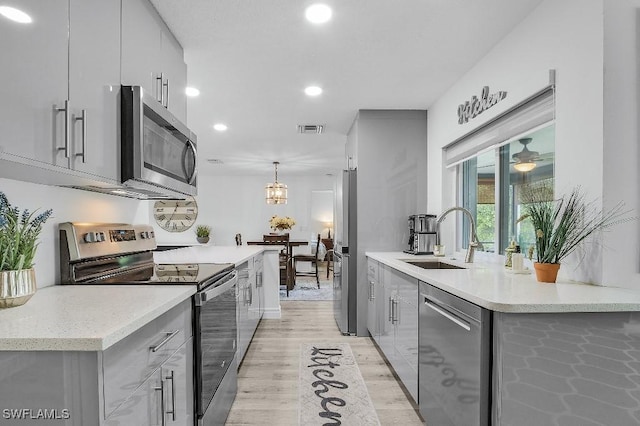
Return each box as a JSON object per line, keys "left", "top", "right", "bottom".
{"left": 122, "top": 0, "right": 187, "bottom": 123}
{"left": 0, "top": 0, "right": 121, "bottom": 182}
{"left": 0, "top": 0, "right": 70, "bottom": 166}
{"left": 69, "top": 0, "right": 120, "bottom": 180}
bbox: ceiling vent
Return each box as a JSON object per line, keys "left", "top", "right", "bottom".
{"left": 297, "top": 124, "right": 325, "bottom": 134}
{"left": 207, "top": 159, "right": 224, "bottom": 164}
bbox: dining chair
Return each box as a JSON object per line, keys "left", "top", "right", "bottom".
{"left": 293, "top": 234, "right": 321, "bottom": 287}
{"left": 263, "top": 234, "right": 294, "bottom": 296}
{"left": 321, "top": 238, "right": 334, "bottom": 279}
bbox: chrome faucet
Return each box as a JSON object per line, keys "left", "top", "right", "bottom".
{"left": 436, "top": 207, "right": 483, "bottom": 263}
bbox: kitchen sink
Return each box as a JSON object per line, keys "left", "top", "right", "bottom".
{"left": 402, "top": 260, "right": 465, "bottom": 270}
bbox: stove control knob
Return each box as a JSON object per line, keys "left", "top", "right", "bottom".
{"left": 140, "top": 231, "right": 150, "bottom": 239}
{"left": 83, "top": 232, "right": 96, "bottom": 243}
{"left": 97, "top": 232, "right": 106, "bottom": 242}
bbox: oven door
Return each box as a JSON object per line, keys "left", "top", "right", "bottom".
{"left": 121, "top": 85, "right": 198, "bottom": 196}
{"left": 193, "top": 270, "right": 238, "bottom": 419}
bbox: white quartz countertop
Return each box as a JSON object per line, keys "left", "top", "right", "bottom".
{"left": 366, "top": 252, "right": 640, "bottom": 313}
{"left": 153, "top": 245, "right": 263, "bottom": 266}
{"left": 0, "top": 285, "right": 195, "bottom": 351}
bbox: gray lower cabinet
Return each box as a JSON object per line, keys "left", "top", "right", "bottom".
{"left": 0, "top": 299, "right": 193, "bottom": 426}
{"left": 237, "top": 255, "right": 264, "bottom": 368}
{"left": 368, "top": 259, "right": 418, "bottom": 403}
{"left": 106, "top": 338, "right": 193, "bottom": 426}
{"left": 385, "top": 266, "right": 419, "bottom": 402}
{"left": 366, "top": 260, "right": 380, "bottom": 340}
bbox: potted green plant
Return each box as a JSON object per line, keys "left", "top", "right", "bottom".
{"left": 0, "top": 192, "right": 53, "bottom": 307}
{"left": 519, "top": 182, "right": 632, "bottom": 283}
{"left": 196, "top": 225, "right": 211, "bottom": 244}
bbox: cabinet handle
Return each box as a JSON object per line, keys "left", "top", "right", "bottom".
{"left": 74, "top": 109, "right": 87, "bottom": 163}
{"left": 165, "top": 370, "right": 176, "bottom": 421}
{"left": 163, "top": 78, "right": 170, "bottom": 108}
{"left": 154, "top": 382, "right": 166, "bottom": 426}
{"left": 150, "top": 330, "right": 180, "bottom": 352}
{"left": 55, "top": 100, "right": 71, "bottom": 158}
{"left": 388, "top": 297, "right": 393, "bottom": 322}
{"left": 392, "top": 298, "right": 396, "bottom": 324}
{"left": 369, "top": 281, "right": 375, "bottom": 301}
{"left": 156, "top": 73, "right": 164, "bottom": 104}
{"left": 393, "top": 299, "right": 399, "bottom": 324}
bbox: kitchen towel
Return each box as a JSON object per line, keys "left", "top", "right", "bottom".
{"left": 299, "top": 343, "right": 381, "bottom": 425}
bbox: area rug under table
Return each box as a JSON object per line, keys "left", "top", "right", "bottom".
{"left": 299, "top": 343, "right": 381, "bottom": 425}
{"left": 281, "top": 279, "right": 333, "bottom": 301}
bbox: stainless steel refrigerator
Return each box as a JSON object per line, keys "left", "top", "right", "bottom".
{"left": 333, "top": 169, "right": 357, "bottom": 334}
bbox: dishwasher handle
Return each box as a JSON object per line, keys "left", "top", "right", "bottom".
{"left": 422, "top": 295, "right": 471, "bottom": 331}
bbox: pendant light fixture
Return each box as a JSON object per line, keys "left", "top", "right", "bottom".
{"left": 265, "top": 161, "right": 288, "bottom": 204}
{"left": 512, "top": 138, "right": 539, "bottom": 172}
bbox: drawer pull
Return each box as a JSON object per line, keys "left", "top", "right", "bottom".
{"left": 150, "top": 330, "right": 180, "bottom": 353}
{"left": 165, "top": 370, "right": 176, "bottom": 421}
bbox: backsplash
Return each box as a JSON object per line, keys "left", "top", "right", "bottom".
{"left": 0, "top": 178, "right": 148, "bottom": 288}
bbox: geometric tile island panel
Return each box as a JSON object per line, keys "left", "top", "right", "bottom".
{"left": 494, "top": 312, "right": 640, "bottom": 426}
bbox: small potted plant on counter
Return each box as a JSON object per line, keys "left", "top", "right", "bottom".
{"left": 0, "top": 192, "right": 53, "bottom": 308}
{"left": 519, "top": 182, "right": 633, "bottom": 283}
{"left": 196, "top": 225, "right": 211, "bottom": 244}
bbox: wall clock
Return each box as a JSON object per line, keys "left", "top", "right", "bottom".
{"left": 153, "top": 197, "right": 198, "bottom": 232}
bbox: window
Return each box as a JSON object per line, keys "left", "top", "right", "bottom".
{"left": 443, "top": 84, "right": 556, "bottom": 255}
{"left": 460, "top": 125, "right": 555, "bottom": 254}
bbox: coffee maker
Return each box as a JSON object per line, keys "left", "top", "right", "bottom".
{"left": 404, "top": 214, "right": 438, "bottom": 255}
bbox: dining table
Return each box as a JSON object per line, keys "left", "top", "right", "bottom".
{"left": 247, "top": 240, "right": 309, "bottom": 294}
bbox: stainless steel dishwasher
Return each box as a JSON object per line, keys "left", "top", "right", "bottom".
{"left": 418, "top": 281, "right": 491, "bottom": 426}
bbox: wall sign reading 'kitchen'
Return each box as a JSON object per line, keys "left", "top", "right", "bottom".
{"left": 457, "top": 86, "right": 507, "bottom": 124}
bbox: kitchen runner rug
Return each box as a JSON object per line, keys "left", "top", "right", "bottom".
{"left": 299, "top": 343, "right": 381, "bottom": 426}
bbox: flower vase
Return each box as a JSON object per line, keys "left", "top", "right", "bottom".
{"left": 197, "top": 237, "right": 210, "bottom": 244}
{"left": 533, "top": 262, "right": 560, "bottom": 283}
{"left": 0, "top": 268, "right": 37, "bottom": 308}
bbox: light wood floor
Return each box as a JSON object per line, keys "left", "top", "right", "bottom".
{"left": 226, "top": 300, "right": 424, "bottom": 425}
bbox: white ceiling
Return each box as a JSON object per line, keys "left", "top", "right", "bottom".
{"left": 149, "top": 0, "right": 543, "bottom": 178}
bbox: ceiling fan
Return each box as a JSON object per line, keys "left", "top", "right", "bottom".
{"left": 511, "top": 138, "right": 541, "bottom": 172}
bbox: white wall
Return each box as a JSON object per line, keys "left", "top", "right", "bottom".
{"left": 427, "top": 0, "right": 619, "bottom": 284}
{"left": 601, "top": 0, "right": 640, "bottom": 288}
{"left": 151, "top": 174, "right": 334, "bottom": 252}
{"left": 0, "top": 178, "right": 147, "bottom": 288}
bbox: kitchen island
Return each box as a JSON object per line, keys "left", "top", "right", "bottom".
{"left": 367, "top": 251, "right": 640, "bottom": 426}
{"left": 153, "top": 245, "right": 284, "bottom": 318}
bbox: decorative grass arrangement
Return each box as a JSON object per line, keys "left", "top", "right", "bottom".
{"left": 519, "top": 182, "right": 632, "bottom": 265}
{"left": 0, "top": 192, "right": 53, "bottom": 271}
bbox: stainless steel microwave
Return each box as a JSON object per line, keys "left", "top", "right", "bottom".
{"left": 121, "top": 85, "right": 197, "bottom": 198}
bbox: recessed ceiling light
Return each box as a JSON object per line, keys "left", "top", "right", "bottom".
{"left": 185, "top": 87, "right": 200, "bottom": 97}
{"left": 305, "top": 86, "right": 323, "bottom": 96}
{"left": 0, "top": 6, "right": 32, "bottom": 23}
{"left": 305, "top": 4, "right": 332, "bottom": 24}
{"left": 213, "top": 123, "right": 228, "bottom": 132}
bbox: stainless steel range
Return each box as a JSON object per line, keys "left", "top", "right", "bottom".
{"left": 59, "top": 222, "right": 238, "bottom": 426}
